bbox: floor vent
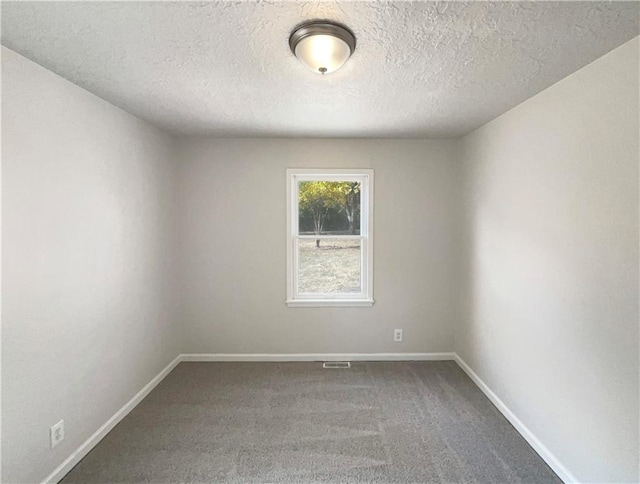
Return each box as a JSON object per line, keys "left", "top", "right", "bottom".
{"left": 323, "top": 361, "right": 351, "bottom": 369}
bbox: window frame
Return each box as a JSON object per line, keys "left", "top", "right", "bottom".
{"left": 286, "top": 168, "right": 374, "bottom": 307}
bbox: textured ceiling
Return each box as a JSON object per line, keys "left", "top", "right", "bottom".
{"left": 2, "top": 1, "right": 638, "bottom": 138}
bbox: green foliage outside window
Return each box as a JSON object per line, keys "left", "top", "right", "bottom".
{"left": 298, "top": 181, "right": 361, "bottom": 247}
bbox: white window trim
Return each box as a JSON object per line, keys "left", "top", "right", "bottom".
{"left": 286, "top": 168, "right": 374, "bottom": 308}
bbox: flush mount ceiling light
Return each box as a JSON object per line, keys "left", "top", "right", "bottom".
{"left": 289, "top": 21, "right": 356, "bottom": 75}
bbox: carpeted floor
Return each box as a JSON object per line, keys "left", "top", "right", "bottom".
{"left": 61, "top": 361, "right": 561, "bottom": 483}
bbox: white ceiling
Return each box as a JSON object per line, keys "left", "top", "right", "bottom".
{"left": 2, "top": 1, "right": 638, "bottom": 138}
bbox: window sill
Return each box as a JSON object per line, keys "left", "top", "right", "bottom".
{"left": 286, "top": 299, "right": 375, "bottom": 308}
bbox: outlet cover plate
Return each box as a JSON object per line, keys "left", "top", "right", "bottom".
{"left": 50, "top": 420, "right": 64, "bottom": 448}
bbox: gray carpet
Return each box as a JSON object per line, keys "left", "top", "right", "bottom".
{"left": 61, "top": 361, "right": 561, "bottom": 483}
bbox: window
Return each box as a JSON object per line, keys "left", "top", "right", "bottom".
{"left": 286, "top": 169, "right": 374, "bottom": 307}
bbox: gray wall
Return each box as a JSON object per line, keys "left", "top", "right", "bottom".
{"left": 174, "top": 138, "right": 460, "bottom": 354}
{"left": 2, "top": 47, "right": 180, "bottom": 483}
{"left": 456, "top": 37, "right": 639, "bottom": 483}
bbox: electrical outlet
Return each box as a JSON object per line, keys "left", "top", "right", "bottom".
{"left": 394, "top": 329, "right": 403, "bottom": 342}
{"left": 50, "top": 420, "right": 64, "bottom": 449}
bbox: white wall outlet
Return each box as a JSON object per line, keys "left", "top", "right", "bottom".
{"left": 50, "top": 420, "right": 64, "bottom": 448}
{"left": 394, "top": 329, "right": 403, "bottom": 342}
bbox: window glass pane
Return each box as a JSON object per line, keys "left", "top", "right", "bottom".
{"left": 297, "top": 238, "right": 361, "bottom": 294}
{"left": 298, "top": 181, "right": 361, "bottom": 236}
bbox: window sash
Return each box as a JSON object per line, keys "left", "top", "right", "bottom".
{"left": 286, "top": 169, "right": 374, "bottom": 307}
{"left": 296, "top": 235, "right": 363, "bottom": 240}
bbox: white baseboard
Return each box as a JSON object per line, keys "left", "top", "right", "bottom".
{"left": 181, "top": 352, "right": 456, "bottom": 362}
{"left": 42, "top": 355, "right": 182, "bottom": 484}
{"left": 453, "top": 353, "right": 577, "bottom": 484}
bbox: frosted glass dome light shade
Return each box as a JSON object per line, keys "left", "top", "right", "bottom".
{"left": 289, "top": 22, "right": 356, "bottom": 75}
{"left": 294, "top": 35, "right": 350, "bottom": 74}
